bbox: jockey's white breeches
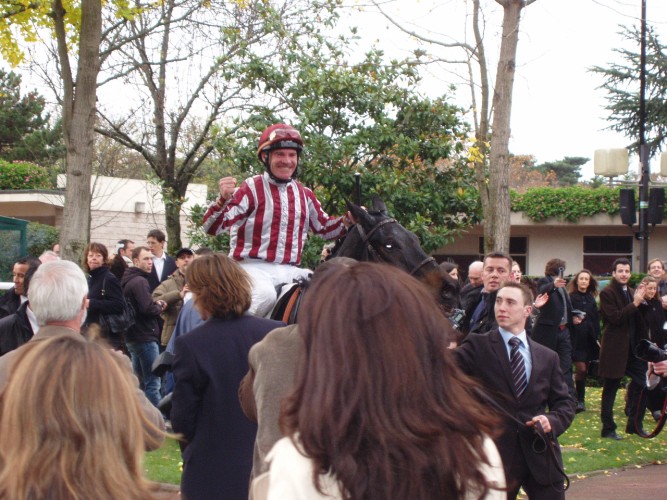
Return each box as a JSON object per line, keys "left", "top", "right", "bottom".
{"left": 239, "top": 260, "right": 312, "bottom": 317}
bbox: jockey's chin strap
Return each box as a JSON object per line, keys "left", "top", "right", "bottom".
{"left": 355, "top": 219, "right": 435, "bottom": 277}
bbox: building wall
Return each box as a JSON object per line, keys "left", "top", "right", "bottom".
{"left": 434, "top": 212, "right": 667, "bottom": 276}
{"left": 0, "top": 175, "right": 209, "bottom": 256}
{"left": 90, "top": 210, "right": 195, "bottom": 253}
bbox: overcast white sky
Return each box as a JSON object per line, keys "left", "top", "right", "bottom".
{"left": 5, "top": 0, "right": 666, "bottom": 180}
{"left": 343, "top": 0, "right": 667, "bottom": 179}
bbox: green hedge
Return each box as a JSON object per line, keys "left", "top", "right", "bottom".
{"left": 0, "top": 160, "right": 51, "bottom": 190}
{"left": 0, "top": 222, "right": 59, "bottom": 281}
{"left": 510, "top": 186, "right": 622, "bottom": 222}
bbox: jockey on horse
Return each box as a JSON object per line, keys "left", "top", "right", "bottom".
{"left": 202, "top": 124, "right": 353, "bottom": 316}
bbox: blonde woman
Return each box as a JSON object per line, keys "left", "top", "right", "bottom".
{"left": 0, "top": 335, "right": 165, "bottom": 499}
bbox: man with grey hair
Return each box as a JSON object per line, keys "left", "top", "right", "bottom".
{"left": 38, "top": 250, "right": 60, "bottom": 263}
{"left": 0, "top": 260, "right": 165, "bottom": 448}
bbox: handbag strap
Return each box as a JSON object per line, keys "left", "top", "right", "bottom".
{"left": 101, "top": 274, "right": 107, "bottom": 298}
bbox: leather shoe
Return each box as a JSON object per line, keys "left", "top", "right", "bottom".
{"left": 575, "top": 401, "right": 586, "bottom": 413}
{"left": 601, "top": 431, "right": 624, "bottom": 440}
{"left": 625, "top": 425, "right": 645, "bottom": 436}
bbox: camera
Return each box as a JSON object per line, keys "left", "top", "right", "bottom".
{"left": 449, "top": 308, "right": 466, "bottom": 330}
{"left": 558, "top": 267, "right": 565, "bottom": 279}
{"left": 636, "top": 339, "right": 667, "bottom": 363}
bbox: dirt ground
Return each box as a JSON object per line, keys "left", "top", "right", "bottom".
{"left": 565, "top": 463, "right": 666, "bottom": 499}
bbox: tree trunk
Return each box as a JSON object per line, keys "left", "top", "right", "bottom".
{"left": 55, "top": 0, "right": 102, "bottom": 261}
{"left": 163, "top": 183, "right": 184, "bottom": 254}
{"left": 471, "top": 0, "right": 493, "bottom": 253}
{"left": 484, "top": 0, "right": 528, "bottom": 255}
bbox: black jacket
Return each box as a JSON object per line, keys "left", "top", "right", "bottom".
{"left": 0, "top": 302, "right": 34, "bottom": 356}
{"left": 460, "top": 283, "right": 483, "bottom": 311}
{"left": 147, "top": 255, "right": 177, "bottom": 292}
{"left": 86, "top": 267, "right": 124, "bottom": 330}
{"left": 461, "top": 288, "right": 498, "bottom": 336}
{"left": 109, "top": 254, "right": 128, "bottom": 282}
{"left": 121, "top": 267, "right": 162, "bottom": 343}
{"left": 0, "top": 289, "right": 21, "bottom": 320}
{"left": 637, "top": 297, "right": 666, "bottom": 349}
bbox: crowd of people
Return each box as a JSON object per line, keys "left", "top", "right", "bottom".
{"left": 1, "top": 123, "right": 667, "bottom": 499}
{"left": 448, "top": 254, "right": 667, "bottom": 441}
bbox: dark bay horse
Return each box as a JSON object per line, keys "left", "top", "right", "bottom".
{"left": 271, "top": 197, "right": 459, "bottom": 323}
{"left": 332, "top": 197, "right": 459, "bottom": 313}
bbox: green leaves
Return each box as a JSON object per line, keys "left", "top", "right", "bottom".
{"left": 511, "top": 186, "right": 623, "bottom": 222}
{"left": 0, "top": 160, "right": 51, "bottom": 190}
{"left": 0, "top": 70, "right": 63, "bottom": 166}
{"left": 590, "top": 26, "right": 667, "bottom": 158}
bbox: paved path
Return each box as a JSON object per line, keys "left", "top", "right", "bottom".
{"left": 565, "top": 463, "right": 667, "bottom": 499}
{"left": 157, "top": 464, "right": 667, "bottom": 498}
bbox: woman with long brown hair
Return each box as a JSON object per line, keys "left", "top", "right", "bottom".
{"left": 566, "top": 269, "right": 600, "bottom": 413}
{"left": 265, "top": 262, "right": 505, "bottom": 499}
{"left": 0, "top": 335, "right": 164, "bottom": 499}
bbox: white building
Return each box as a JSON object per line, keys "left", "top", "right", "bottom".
{"left": 433, "top": 211, "right": 667, "bottom": 277}
{"left": 0, "top": 175, "right": 208, "bottom": 251}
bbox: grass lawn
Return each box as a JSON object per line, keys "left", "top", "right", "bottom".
{"left": 144, "top": 387, "right": 667, "bottom": 485}
{"left": 560, "top": 387, "right": 667, "bottom": 477}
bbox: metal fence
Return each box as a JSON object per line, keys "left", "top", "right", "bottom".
{"left": 0, "top": 216, "right": 27, "bottom": 283}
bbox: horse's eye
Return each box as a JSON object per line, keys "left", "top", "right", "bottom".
{"left": 385, "top": 243, "right": 393, "bottom": 250}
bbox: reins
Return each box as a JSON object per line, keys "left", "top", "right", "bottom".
{"left": 633, "top": 388, "right": 667, "bottom": 439}
{"left": 354, "top": 218, "right": 435, "bottom": 277}
{"left": 471, "top": 387, "right": 570, "bottom": 493}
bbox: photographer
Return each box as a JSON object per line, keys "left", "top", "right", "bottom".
{"left": 532, "top": 259, "right": 581, "bottom": 399}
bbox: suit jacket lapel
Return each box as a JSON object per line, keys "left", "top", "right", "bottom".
{"left": 526, "top": 337, "right": 539, "bottom": 389}
{"left": 490, "top": 330, "right": 517, "bottom": 398}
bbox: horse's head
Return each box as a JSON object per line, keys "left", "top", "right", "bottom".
{"left": 343, "top": 197, "right": 430, "bottom": 273}
{"left": 338, "top": 196, "right": 460, "bottom": 313}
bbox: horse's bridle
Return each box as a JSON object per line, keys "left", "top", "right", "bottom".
{"left": 355, "top": 218, "right": 436, "bottom": 277}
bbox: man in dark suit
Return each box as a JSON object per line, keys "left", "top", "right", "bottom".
{"left": 456, "top": 281, "right": 575, "bottom": 499}
{"left": 0, "top": 256, "right": 40, "bottom": 319}
{"left": 461, "top": 252, "right": 513, "bottom": 336}
{"left": 598, "top": 257, "right": 648, "bottom": 439}
{"left": 460, "top": 260, "right": 484, "bottom": 311}
{"left": 146, "top": 229, "right": 177, "bottom": 292}
{"left": 532, "top": 258, "right": 581, "bottom": 399}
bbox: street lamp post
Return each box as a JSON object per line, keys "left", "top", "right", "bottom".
{"left": 638, "top": 0, "right": 649, "bottom": 272}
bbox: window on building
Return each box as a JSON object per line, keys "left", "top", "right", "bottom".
{"left": 583, "top": 236, "right": 633, "bottom": 275}
{"left": 477, "top": 237, "right": 528, "bottom": 274}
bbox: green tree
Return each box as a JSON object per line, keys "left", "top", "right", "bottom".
{"left": 214, "top": 44, "right": 477, "bottom": 252}
{"left": 533, "top": 156, "right": 588, "bottom": 187}
{"left": 369, "top": 0, "right": 539, "bottom": 254}
{"left": 0, "top": 0, "right": 149, "bottom": 261}
{"left": 95, "top": 0, "right": 345, "bottom": 253}
{"left": 1, "top": 0, "right": 102, "bottom": 261}
{"left": 0, "top": 70, "right": 63, "bottom": 165}
{"left": 590, "top": 26, "right": 667, "bottom": 158}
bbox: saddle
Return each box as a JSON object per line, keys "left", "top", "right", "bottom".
{"left": 270, "top": 282, "right": 304, "bottom": 324}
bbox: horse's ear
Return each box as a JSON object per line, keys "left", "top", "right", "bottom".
{"left": 346, "top": 198, "right": 376, "bottom": 228}
{"left": 371, "top": 196, "right": 388, "bottom": 215}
